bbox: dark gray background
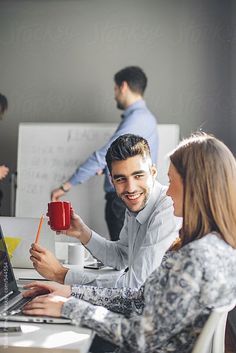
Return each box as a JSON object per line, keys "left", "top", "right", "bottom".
{"left": 0, "top": 0, "right": 235, "bottom": 215}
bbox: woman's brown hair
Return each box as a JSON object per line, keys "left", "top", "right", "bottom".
{"left": 170, "top": 133, "right": 236, "bottom": 249}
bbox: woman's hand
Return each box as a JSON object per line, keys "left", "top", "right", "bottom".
{"left": 23, "top": 294, "right": 68, "bottom": 317}
{"left": 22, "top": 281, "right": 71, "bottom": 298}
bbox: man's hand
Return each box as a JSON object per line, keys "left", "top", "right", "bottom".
{"left": 59, "top": 209, "right": 92, "bottom": 245}
{"left": 0, "top": 165, "right": 9, "bottom": 180}
{"left": 30, "top": 243, "right": 68, "bottom": 283}
{"left": 23, "top": 294, "right": 68, "bottom": 317}
{"left": 96, "top": 168, "right": 104, "bottom": 176}
{"left": 51, "top": 187, "right": 64, "bottom": 201}
{"left": 22, "top": 281, "right": 71, "bottom": 298}
{"left": 51, "top": 182, "right": 72, "bottom": 201}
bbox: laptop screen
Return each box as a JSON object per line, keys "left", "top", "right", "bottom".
{"left": 0, "top": 225, "right": 18, "bottom": 299}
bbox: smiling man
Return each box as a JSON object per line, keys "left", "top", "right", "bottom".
{"left": 30, "top": 134, "right": 178, "bottom": 289}
{"left": 107, "top": 139, "right": 158, "bottom": 217}
{"left": 111, "top": 155, "right": 155, "bottom": 213}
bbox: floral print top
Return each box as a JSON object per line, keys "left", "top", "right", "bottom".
{"left": 61, "top": 233, "right": 236, "bottom": 353}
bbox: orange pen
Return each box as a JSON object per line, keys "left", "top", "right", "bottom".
{"left": 35, "top": 215, "right": 44, "bottom": 244}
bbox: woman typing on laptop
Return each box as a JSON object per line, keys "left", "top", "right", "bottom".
{"left": 22, "top": 133, "right": 236, "bottom": 353}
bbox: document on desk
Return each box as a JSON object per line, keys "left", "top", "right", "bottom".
{"left": 14, "top": 268, "right": 47, "bottom": 282}
{"left": 14, "top": 269, "right": 50, "bottom": 289}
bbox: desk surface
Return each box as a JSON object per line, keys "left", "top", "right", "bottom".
{"left": 0, "top": 321, "right": 93, "bottom": 353}
{"left": 0, "top": 268, "right": 94, "bottom": 353}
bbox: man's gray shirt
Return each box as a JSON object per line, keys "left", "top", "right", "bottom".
{"left": 64, "top": 181, "right": 178, "bottom": 289}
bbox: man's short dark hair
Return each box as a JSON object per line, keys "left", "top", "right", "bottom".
{"left": 114, "top": 66, "right": 147, "bottom": 95}
{"left": 106, "top": 134, "right": 151, "bottom": 174}
{"left": 0, "top": 94, "right": 8, "bottom": 114}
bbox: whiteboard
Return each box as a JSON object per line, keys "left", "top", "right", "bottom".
{"left": 16, "top": 123, "right": 179, "bottom": 236}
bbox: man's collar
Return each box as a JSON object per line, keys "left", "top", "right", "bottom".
{"left": 122, "top": 99, "right": 146, "bottom": 119}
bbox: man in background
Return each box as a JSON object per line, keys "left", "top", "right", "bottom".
{"left": 0, "top": 93, "right": 8, "bottom": 119}
{"left": 0, "top": 93, "right": 10, "bottom": 212}
{"left": 51, "top": 66, "right": 158, "bottom": 241}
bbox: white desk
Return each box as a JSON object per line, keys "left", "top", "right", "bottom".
{"left": 0, "top": 321, "right": 93, "bottom": 353}
{"left": 0, "top": 268, "right": 94, "bottom": 353}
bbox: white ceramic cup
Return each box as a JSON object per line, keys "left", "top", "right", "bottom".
{"left": 68, "top": 243, "right": 90, "bottom": 269}
{"left": 55, "top": 242, "right": 68, "bottom": 263}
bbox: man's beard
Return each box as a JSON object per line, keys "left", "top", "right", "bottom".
{"left": 119, "top": 190, "right": 150, "bottom": 213}
{"left": 116, "top": 101, "right": 125, "bottom": 110}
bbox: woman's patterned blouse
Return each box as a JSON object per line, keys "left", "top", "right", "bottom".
{"left": 61, "top": 233, "right": 236, "bottom": 353}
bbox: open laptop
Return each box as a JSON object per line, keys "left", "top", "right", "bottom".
{"left": 0, "top": 225, "right": 71, "bottom": 324}
{"left": 0, "top": 216, "right": 55, "bottom": 268}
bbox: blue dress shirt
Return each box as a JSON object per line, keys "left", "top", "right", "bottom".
{"left": 68, "top": 99, "right": 158, "bottom": 193}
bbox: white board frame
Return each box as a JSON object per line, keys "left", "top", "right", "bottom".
{"left": 16, "top": 123, "right": 179, "bottom": 236}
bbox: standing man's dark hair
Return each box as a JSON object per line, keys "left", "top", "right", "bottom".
{"left": 106, "top": 134, "right": 151, "bottom": 174}
{"left": 114, "top": 66, "right": 147, "bottom": 95}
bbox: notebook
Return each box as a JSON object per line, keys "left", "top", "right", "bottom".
{"left": 0, "top": 225, "right": 71, "bottom": 324}
{"left": 0, "top": 216, "right": 55, "bottom": 268}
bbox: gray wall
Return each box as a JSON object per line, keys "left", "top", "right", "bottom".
{"left": 230, "top": 0, "right": 236, "bottom": 153}
{"left": 0, "top": 0, "right": 233, "bottom": 215}
{"left": 228, "top": 0, "right": 236, "bottom": 337}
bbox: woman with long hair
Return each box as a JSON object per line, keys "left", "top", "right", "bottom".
{"left": 23, "top": 133, "right": 236, "bottom": 353}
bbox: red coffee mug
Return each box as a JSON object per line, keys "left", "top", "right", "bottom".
{"left": 47, "top": 201, "right": 71, "bottom": 231}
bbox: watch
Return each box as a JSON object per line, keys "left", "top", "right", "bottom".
{"left": 60, "top": 184, "right": 69, "bottom": 192}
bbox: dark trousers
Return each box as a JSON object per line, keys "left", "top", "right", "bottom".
{"left": 105, "top": 192, "right": 126, "bottom": 241}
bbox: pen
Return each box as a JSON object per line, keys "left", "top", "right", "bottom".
{"left": 35, "top": 215, "right": 44, "bottom": 244}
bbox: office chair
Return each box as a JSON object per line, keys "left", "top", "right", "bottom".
{"left": 192, "top": 300, "right": 236, "bottom": 353}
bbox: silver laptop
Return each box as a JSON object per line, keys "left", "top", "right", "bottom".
{"left": 0, "top": 216, "right": 55, "bottom": 268}
{"left": 0, "top": 225, "right": 71, "bottom": 324}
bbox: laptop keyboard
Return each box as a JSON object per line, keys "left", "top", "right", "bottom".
{"left": 5, "top": 297, "right": 32, "bottom": 315}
